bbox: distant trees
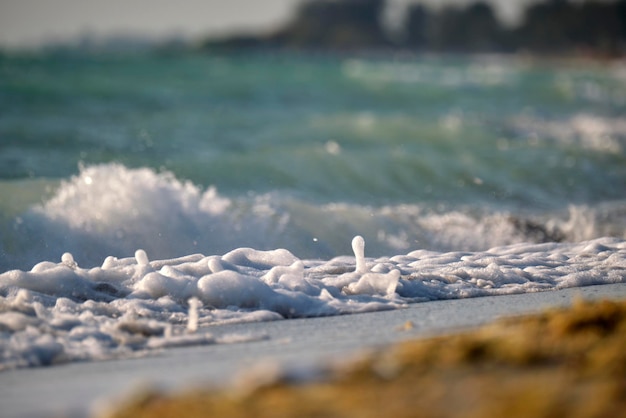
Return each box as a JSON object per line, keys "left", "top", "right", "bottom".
{"left": 409, "top": 2, "right": 504, "bottom": 52}
{"left": 512, "top": 0, "right": 626, "bottom": 55}
{"left": 404, "top": 0, "right": 626, "bottom": 55}
{"left": 203, "top": 0, "right": 626, "bottom": 56}
{"left": 404, "top": 5, "right": 429, "bottom": 48}
{"left": 270, "top": 0, "right": 389, "bottom": 49}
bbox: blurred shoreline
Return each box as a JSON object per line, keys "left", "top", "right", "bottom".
{"left": 201, "top": 0, "right": 626, "bottom": 60}
{"left": 2, "top": 283, "right": 625, "bottom": 418}
{"left": 2, "top": 0, "right": 624, "bottom": 62}
{"left": 104, "top": 288, "right": 626, "bottom": 418}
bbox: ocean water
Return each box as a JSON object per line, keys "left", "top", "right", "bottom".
{"left": 0, "top": 50, "right": 625, "bottom": 369}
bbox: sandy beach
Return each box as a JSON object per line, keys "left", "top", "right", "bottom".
{"left": 1, "top": 283, "right": 625, "bottom": 418}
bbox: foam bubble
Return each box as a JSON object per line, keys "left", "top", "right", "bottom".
{"left": 1, "top": 235, "right": 624, "bottom": 370}
{"left": 135, "top": 250, "right": 149, "bottom": 266}
{"left": 187, "top": 297, "right": 201, "bottom": 333}
{"left": 352, "top": 235, "right": 367, "bottom": 273}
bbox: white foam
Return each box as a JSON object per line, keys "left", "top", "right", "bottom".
{"left": 511, "top": 113, "right": 626, "bottom": 154}
{"left": 0, "top": 235, "right": 624, "bottom": 371}
{"left": 2, "top": 163, "right": 623, "bottom": 274}
{"left": 342, "top": 58, "right": 517, "bottom": 87}
{"left": 187, "top": 297, "right": 200, "bottom": 333}
{"left": 352, "top": 235, "right": 367, "bottom": 273}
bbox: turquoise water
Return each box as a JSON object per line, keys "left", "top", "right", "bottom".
{"left": 1, "top": 50, "right": 626, "bottom": 372}
{"left": 1, "top": 50, "right": 625, "bottom": 270}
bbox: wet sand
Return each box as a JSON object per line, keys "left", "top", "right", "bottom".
{"left": 1, "top": 283, "right": 625, "bottom": 418}
{"left": 104, "top": 296, "right": 626, "bottom": 418}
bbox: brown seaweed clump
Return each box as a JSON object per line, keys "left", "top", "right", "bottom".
{"left": 101, "top": 298, "right": 626, "bottom": 418}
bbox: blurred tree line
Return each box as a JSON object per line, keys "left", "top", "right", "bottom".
{"left": 405, "top": 0, "right": 626, "bottom": 55}
{"left": 204, "top": 0, "right": 626, "bottom": 56}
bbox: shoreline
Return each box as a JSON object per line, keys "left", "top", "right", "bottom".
{"left": 2, "top": 42, "right": 624, "bottom": 69}
{"left": 104, "top": 295, "right": 626, "bottom": 418}
{"left": 1, "top": 283, "right": 625, "bottom": 418}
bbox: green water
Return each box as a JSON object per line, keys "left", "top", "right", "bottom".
{"left": 2, "top": 51, "right": 624, "bottom": 207}
{"left": 1, "top": 50, "right": 625, "bottom": 269}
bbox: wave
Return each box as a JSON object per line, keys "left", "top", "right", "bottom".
{"left": 510, "top": 113, "right": 626, "bottom": 154}
{"left": 342, "top": 57, "right": 519, "bottom": 87}
{"left": 1, "top": 163, "right": 625, "bottom": 272}
{"left": 0, "top": 163, "right": 624, "bottom": 369}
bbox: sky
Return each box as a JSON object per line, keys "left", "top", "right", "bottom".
{"left": 0, "top": 0, "right": 533, "bottom": 49}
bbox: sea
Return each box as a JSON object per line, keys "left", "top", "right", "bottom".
{"left": 0, "top": 49, "right": 625, "bottom": 370}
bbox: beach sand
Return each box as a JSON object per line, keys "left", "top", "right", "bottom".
{"left": 103, "top": 296, "right": 626, "bottom": 418}
{"left": 1, "top": 283, "right": 625, "bottom": 418}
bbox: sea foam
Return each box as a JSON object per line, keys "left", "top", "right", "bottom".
{"left": 0, "top": 234, "right": 624, "bottom": 370}
{"left": 2, "top": 163, "right": 624, "bottom": 273}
